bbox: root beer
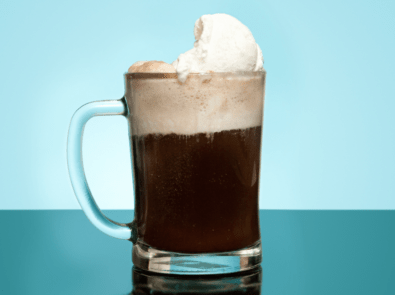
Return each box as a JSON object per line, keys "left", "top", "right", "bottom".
{"left": 125, "top": 72, "right": 265, "bottom": 253}
{"left": 132, "top": 126, "right": 261, "bottom": 253}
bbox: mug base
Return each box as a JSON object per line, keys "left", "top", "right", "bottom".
{"left": 132, "top": 240, "right": 262, "bottom": 275}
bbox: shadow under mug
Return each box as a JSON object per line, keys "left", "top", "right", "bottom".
{"left": 67, "top": 71, "right": 266, "bottom": 275}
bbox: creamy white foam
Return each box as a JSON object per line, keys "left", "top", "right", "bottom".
{"left": 125, "top": 73, "right": 265, "bottom": 136}
{"left": 172, "top": 14, "right": 264, "bottom": 82}
{"left": 125, "top": 14, "right": 265, "bottom": 135}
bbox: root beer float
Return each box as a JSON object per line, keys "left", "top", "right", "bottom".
{"left": 126, "top": 14, "right": 265, "bottom": 253}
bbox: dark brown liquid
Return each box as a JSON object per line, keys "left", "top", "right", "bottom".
{"left": 132, "top": 126, "right": 261, "bottom": 253}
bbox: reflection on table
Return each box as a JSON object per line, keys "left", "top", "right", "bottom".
{"left": 131, "top": 266, "right": 262, "bottom": 295}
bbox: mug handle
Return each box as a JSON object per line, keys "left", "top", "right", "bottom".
{"left": 67, "top": 98, "right": 136, "bottom": 242}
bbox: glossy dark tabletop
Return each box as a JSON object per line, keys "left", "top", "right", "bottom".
{"left": 1, "top": 210, "right": 394, "bottom": 294}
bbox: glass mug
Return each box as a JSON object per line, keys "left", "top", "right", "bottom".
{"left": 67, "top": 71, "right": 266, "bottom": 275}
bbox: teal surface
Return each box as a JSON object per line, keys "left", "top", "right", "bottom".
{"left": 0, "top": 210, "right": 394, "bottom": 294}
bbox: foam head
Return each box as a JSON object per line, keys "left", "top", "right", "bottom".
{"left": 125, "top": 72, "right": 265, "bottom": 136}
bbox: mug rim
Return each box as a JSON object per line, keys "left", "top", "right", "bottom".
{"left": 125, "top": 70, "right": 266, "bottom": 80}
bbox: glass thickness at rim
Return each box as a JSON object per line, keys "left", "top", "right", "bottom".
{"left": 125, "top": 71, "right": 266, "bottom": 79}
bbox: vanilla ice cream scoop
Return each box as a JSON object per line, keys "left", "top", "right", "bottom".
{"left": 172, "top": 14, "right": 264, "bottom": 82}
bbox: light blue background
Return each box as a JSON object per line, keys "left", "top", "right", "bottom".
{"left": 1, "top": 0, "right": 394, "bottom": 209}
